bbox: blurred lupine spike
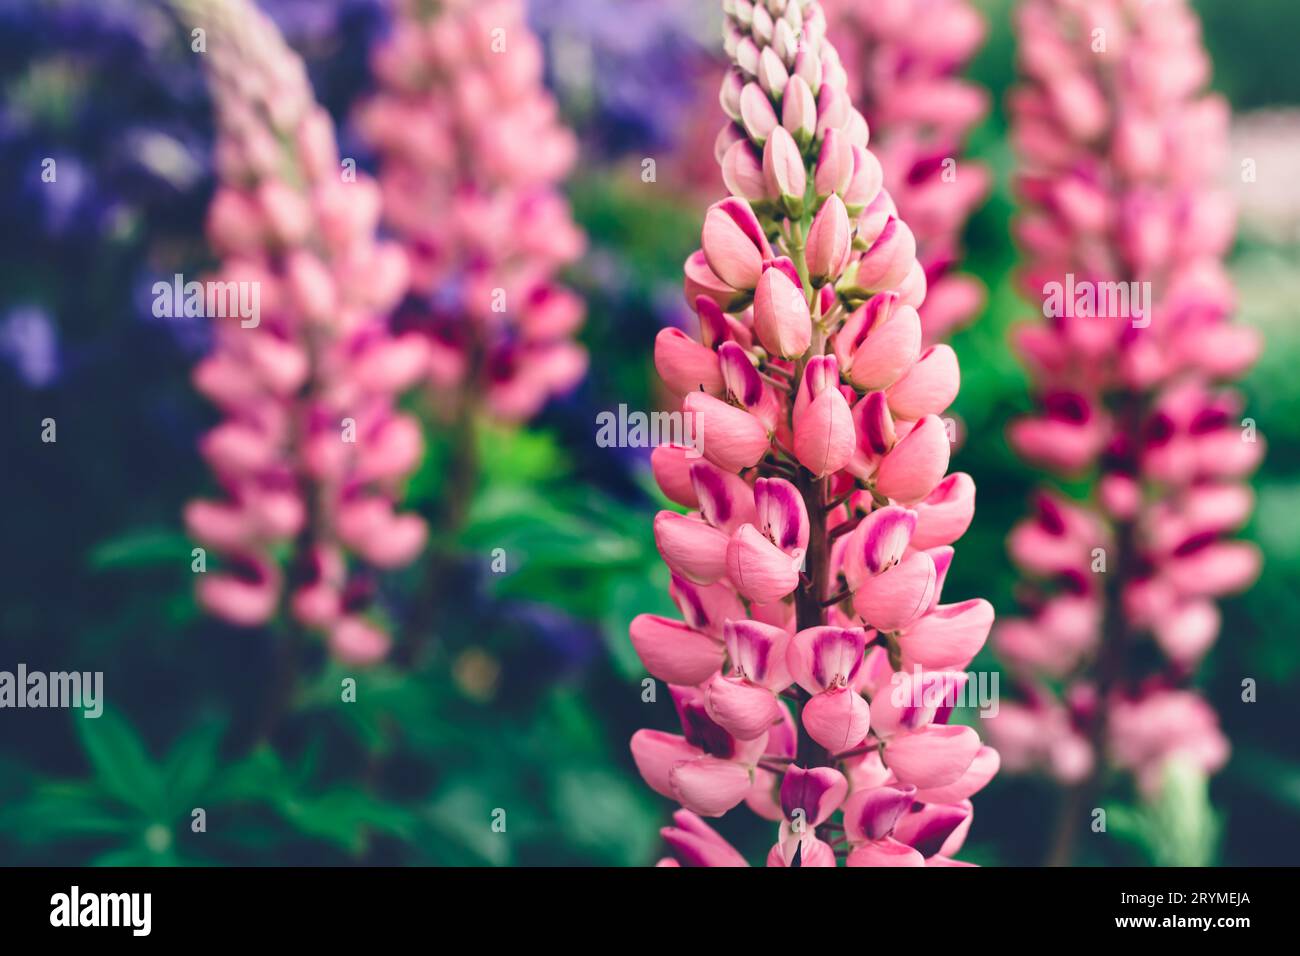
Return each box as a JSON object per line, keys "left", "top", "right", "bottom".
{"left": 356, "top": 0, "right": 588, "bottom": 422}
{"left": 177, "top": 0, "right": 430, "bottom": 664}
{"left": 984, "top": 0, "right": 1261, "bottom": 864}
{"left": 821, "top": 0, "right": 992, "bottom": 343}
{"left": 631, "top": 0, "right": 996, "bottom": 868}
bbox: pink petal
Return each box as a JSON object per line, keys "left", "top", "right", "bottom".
{"left": 683, "top": 391, "right": 770, "bottom": 473}
{"left": 893, "top": 800, "right": 973, "bottom": 858}
{"left": 843, "top": 303, "right": 922, "bottom": 390}
{"left": 629, "top": 614, "right": 724, "bottom": 685}
{"left": 886, "top": 724, "right": 981, "bottom": 789}
{"left": 842, "top": 784, "right": 917, "bottom": 842}
{"left": 794, "top": 385, "right": 856, "bottom": 477}
{"left": 874, "top": 415, "right": 951, "bottom": 504}
{"left": 899, "top": 599, "right": 995, "bottom": 670}
{"left": 690, "top": 461, "right": 758, "bottom": 534}
{"left": 655, "top": 327, "right": 724, "bottom": 397}
{"left": 779, "top": 765, "right": 849, "bottom": 827}
{"left": 913, "top": 746, "right": 1002, "bottom": 804}
{"left": 845, "top": 838, "right": 926, "bottom": 867}
{"left": 725, "top": 618, "right": 793, "bottom": 690}
{"left": 650, "top": 445, "right": 700, "bottom": 508}
{"left": 753, "top": 263, "right": 812, "bottom": 359}
{"left": 705, "top": 675, "right": 782, "bottom": 740}
{"left": 787, "top": 625, "right": 868, "bottom": 694}
{"left": 910, "top": 473, "right": 976, "bottom": 549}
{"left": 802, "top": 687, "right": 872, "bottom": 753}
{"left": 630, "top": 729, "right": 701, "bottom": 799}
{"left": 886, "top": 344, "right": 960, "bottom": 419}
{"left": 661, "top": 810, "right": 749, "bottom": 867}
{"left": 726, "top": 523, "right": 801, "bottom": 604}
{"left": 654, "top": 511, "right": 731, "bottom": 585}
{"left": 754, "top": 476, "right": 810, "bottom": 556}
{"left": 671, "top": 757, "right": 753, "bottom": 817}
{"left": 852, "top": 551, "right": 937, "bottom": 632}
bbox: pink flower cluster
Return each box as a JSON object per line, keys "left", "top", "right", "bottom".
{"left": 986, "top": 0, "right": 1262, "bottom": 797}
{"left": 822, "top": 0, "right": 991, "bottom": 342}
{"left": 631, "top": 0, "right": 996, "bottom": 867}
{"left": 181, "top": 0, "right": 430, "bottom": 664}
{"left": 357, "top": 0, "right": 587, "bottom": 421}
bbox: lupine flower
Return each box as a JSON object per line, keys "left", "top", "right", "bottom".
{"left": 821, "top": 0, "right": 990, "bottom": 342}
{"left": 0, "top": 306, "right": 59, "bottom": 389}
{"left": 356, "top": 0, "right": 587, "bottom": 422}
{"left": 985, "top": 0, "right": 1259, "bottom": 854}
{"left": 630, "top": 0, "right": 995, "bottom": 867}
{"left": 178, "top": 0, "right": 429, "bottom": 662}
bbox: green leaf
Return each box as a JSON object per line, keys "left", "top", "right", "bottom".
{"left": 474, "top": 423, "right": 565, "bottom": 486}
{"left": 76, "top": 708, "right": 165, "bottom": 815}
{"left": 550, "top": 769, "right": 660, "bottom": 866}
{"left": 91, "top": 847, "right": 165, "bottom": 867}
{"left": 163, "top": 717, "right": 228, "bottom": 812}
{"left": 601, "top": 567, "right": 672, "bottom": 680}
{"left": 205, "top": 746, "right": 290, "bottom": 806}
{"left": 88, "top": 528, "right": 191, "bottom": 571}
{"left": 1232, "top": 749, "right": 1300, "bottom": 813}
{"left": 273, "top": 788, "right": 417, "bottom": 854}
{"left": 0, "top": 782, "right": 136, "bottom": 843}
{"left": 424, "top": 780, "right": 511, "bottom": 866}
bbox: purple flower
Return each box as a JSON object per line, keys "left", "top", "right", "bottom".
{"left": 528, "top": 0, "right": 718, "bottom": 153}
{"left": 0, "top": 306, "right": 59, "bottom": 388}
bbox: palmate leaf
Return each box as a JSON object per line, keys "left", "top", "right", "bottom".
{"left": 270, "top": 787, "right": 418, "bottom": 854}
{"left": 184, "top": 730, "right": 418, "bottom": 856}
{"left": 75, "top": 707, "right": 165, "bottom": 816}
{"left": 294, "top": 662, "right": 472, "bottom": 755}
{"left": 204, "top": 746, "right": 292, "bottom": 806}
{"left": 0, "top": 781, "right": 138, "bottom": 844}
{"left": 163, "top": 716, "right": 228, "bottom": 813}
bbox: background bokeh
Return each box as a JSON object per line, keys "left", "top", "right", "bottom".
{"left": 1, "top": 0, "right": 1298, "bottom": 865}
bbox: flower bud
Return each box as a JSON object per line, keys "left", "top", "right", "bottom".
{"left": 805, "top": 193, "right": 851, "bottom": 281}
{"left": 721, "top": 140, "right": 770, "bottom": 203}
{"left": 762, "top": 125, "right": 806, "bottom": 216}
{"left": 701, "top": 197, "right": 773, "bottom": 291}
{"left": 757, "top": 46, "right": 789, "bottom": 99}
{"left": 814, "top": 128, "right": 853, "bottom": 198}
{"left": 782, "top": 75, "right": 817, "bottom": 147}
{"left": 753, "top": 262, "right": 812, "bottom": 358}
{"left": 740, "top": 82, "right": 779, "bottom": 145}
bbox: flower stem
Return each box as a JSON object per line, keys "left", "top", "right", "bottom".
{"left": 1045, "top": 516, "right": 1136, "bottom": 865}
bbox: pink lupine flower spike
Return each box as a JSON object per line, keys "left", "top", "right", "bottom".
{"left": 180, "top": 0, "right": 429, "bottom": 665}
{"left": 985, "top": 0, "right": 1261, "bottom": 865}
{"left": 632, "top": 0, "right": 996, "bottom": 868}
